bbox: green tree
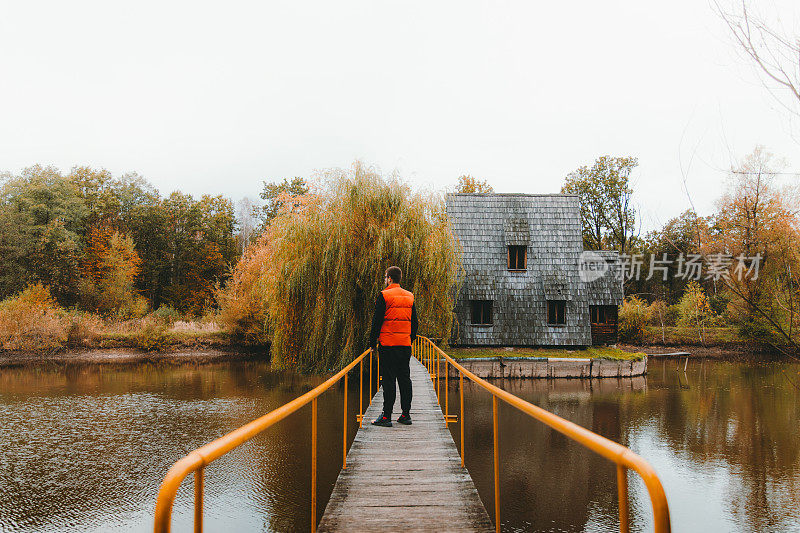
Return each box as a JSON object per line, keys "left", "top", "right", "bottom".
{"left": 627, "top": 210, "right": 710, "bottom": 304}
{"left": 257, "top": 177, "right": 309, "bottom": 226}
{"left": 561, "top": 156, "right": 638, "bottom": 252}
{"left": 0, "top": 165, "right": 87, "bottom": 304}
{"left": 161, "top": 192, "right": 237, "bottom": 314}
{"left": 67, "top": 166, "right": 172, "bottom": 309}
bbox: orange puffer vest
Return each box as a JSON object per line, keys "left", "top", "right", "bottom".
{"left": 378, "top": 284, "right": 414, "bottom": 346}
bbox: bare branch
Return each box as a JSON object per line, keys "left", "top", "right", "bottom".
{"left": 715, "top": 0, "right": 800, "bottom": 116}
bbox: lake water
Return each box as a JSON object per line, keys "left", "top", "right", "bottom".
{"left": 0, "top": 358, "right": 798, "bottom": 532}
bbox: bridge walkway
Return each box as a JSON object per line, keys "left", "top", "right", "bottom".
{"left": 317, "top": 356, "right": 493, "bottom": 532}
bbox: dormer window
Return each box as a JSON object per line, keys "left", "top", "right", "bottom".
{"left": 508, "top": 245, "right": 527, "bottom": 270}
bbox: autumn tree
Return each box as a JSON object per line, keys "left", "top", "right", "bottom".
{"left": 455, "top": 175, "right": 494, "bottom": 193}
{"left": 257, "top": 177, "right": 309, "bottom": 227}
{"left": 80, "top": 230, "right": 145, "bottom": 316}
{"left": 67, "top": 166, "right": 170, "bottom": 307}
{"left": 678, "top": 281, "right": 713, "bottom": 344}
{"left": 217, "top": 231, "right": 273, "bottom": 345}
{"left": 561, "top": 156, "right": 638, "bottom": 252}
{"left": 709, "top": 146, "right": 800, "bottom": 350}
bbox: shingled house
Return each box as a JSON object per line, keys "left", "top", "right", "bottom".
{"left": 446, "top": 193, "right": 623, "bottom": 347}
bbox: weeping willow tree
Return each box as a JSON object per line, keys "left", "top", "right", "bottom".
{"left": 264, "top": 162, "right": 460, "bottom": 372}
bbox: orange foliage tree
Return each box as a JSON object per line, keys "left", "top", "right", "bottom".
{"left": 706, "top": 146, "right": 800, "bottom": 350}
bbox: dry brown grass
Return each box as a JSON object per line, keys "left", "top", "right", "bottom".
{"left": 0, "top": 284, "right": 69, "bottom": 351}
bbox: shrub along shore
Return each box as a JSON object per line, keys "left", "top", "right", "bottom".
{"left": 0, "top": 282, "right": 771, "bottom": 362}
{"left": 0, "top": 284, "right": 235, "bottom": 353}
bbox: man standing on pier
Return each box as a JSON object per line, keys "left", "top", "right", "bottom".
{"left": 369, "top": 266, "right": 418, "bottom": 427}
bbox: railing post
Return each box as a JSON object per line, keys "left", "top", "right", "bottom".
{"left": 445, "top": 360, "right": 449, "bottom": 421}
{"left": 429, "top": 343, "right": 432, "bottom": 376}
{"left": 492, "top": 395, "right": 500, "bottom": 533}
{"left": 359, "top": 359, "right": 363, "bottom": 428}
{"left": 369, "top": 350, "right": 373, "bottom": 400}
{"left": 343, "top": 373, "right": 348, "bottom": 469}
{"left": 194, "top": 467, "right": 204, "bottom": 533}
{"left": 377, "top": 353, "right": 380, "bottom": 393}
{"left": 436, "top": 350, "right": 440, "bottom": 403}
{"left": 311, "top": 397, "right": 317, "bottom": 533}
{"left": 426, "top": 343, "right": 430, "bottom": 374}
{"left": 460, "top": 371, "right": 465, "bottom": 467}
{"left": 617, "top": 464, "right": 629, "bottom": 533}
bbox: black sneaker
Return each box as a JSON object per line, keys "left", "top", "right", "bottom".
{"left": 371, "top": 414, "right": 392, "bottom": 427}
{"left": 397, "top": 414, "right": 412, "bottom": 425}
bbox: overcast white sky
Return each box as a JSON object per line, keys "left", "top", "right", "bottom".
{"left": 1, "top": 1, "right": 798, "bottom": 231}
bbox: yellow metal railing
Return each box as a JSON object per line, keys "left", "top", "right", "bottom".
{"left": 412, "top": 336, "right": 671, "bottom": 533}
{"left": 153, "top": 347, "right": 378, "bottom": 533}
{"left": 155, "top": 337, "right": 669, "bottom": 533}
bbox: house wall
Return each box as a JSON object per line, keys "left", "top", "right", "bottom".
{"left": 447, "top": 193, "right": 593, "bottom": 346}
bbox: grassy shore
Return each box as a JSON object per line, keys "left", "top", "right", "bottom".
{"left": 445, "top": 346, "right": 646, "bottom": 361}
{"left": 641, "top": 325, "right": 743, "bottom": 345}
{"left": 72, "top": 319, "right": 234, "bottom": 350}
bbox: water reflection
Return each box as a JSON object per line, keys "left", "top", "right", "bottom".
{"left": 1, "top": 359, "right": 799, "bottom": 532}
{"left": 0, "top": 362, "right": 363, "bottom": 533}
{"left": 451, "top": 360, "right": 800, "bottom": 532}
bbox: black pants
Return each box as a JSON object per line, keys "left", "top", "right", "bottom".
{"left": 378, "top": 345, "right": 412, "bottom": 417}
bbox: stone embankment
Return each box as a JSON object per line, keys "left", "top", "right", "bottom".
{"left": 441, "top": 356, "right": 647, "bottom": 378}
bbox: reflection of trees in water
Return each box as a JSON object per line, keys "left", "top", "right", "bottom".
{"left": 455, "top": 378, "right": 644, "bottom": 532}
{"left": 639, "top": 361, "right": 800, "bottom": 532}
{"left": 454, "top": 365, "right": 800, "bottom": 532}
{"left": 4, "top": 361, "right": 799, "bottom": 531}
{"left": 0, "top": 362, "right": 359, "bottom": 532}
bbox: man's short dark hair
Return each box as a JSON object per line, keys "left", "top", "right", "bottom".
{"left": 386, "top": 266, "right": 402, "bottom": 283}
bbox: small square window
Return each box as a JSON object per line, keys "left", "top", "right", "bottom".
{"left": 470, "top": 300, "right": 493, "bottom": 325}
{"left": 547, "top": 300, "right": 566, "bottom": 325}
{"left": 508, "top": 245, "right": 527, "bottom": 270}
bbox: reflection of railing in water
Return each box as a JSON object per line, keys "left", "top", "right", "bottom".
{"left": 153, "top": 347, "right": 379, "bottom": 533}
{"left": 412, "top": 336, "right": 672, "bottom": 533}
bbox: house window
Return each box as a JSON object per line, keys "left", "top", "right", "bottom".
{"left": 470, "top": 300, "right": 493, "bottom": 325}
{"left": 507, "top": 245, "right": 527, "bottom": 270}
{"left": 547, "top": 300, "right": 566, "bottom": 325}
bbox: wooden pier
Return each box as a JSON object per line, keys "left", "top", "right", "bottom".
{"left": 317, "top": 356, "right": 493, "bottom": 532}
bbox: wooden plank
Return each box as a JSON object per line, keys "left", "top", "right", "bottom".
{"left": 317, "top": 357, "right": 493, "bottom": 532}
